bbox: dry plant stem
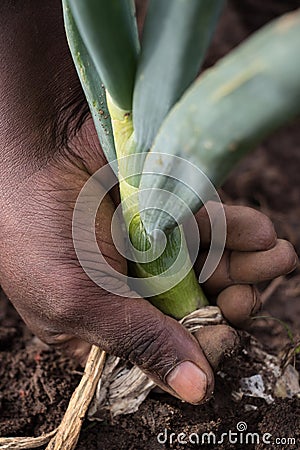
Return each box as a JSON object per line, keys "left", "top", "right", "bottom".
{"left": 261, "top": 275, "right": 285, "bottom": 304}
{"left": 45, "top": 345, "right": 106, "bottom": 450}
{"left": 0, "top": 429, "right": 58, "bottom": 450}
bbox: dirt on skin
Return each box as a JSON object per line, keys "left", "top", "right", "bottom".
{"left": 1, "top": 1, "right": 300, "bottom": 449}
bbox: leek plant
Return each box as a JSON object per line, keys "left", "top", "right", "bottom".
{"left": 63, "top": 0, "right": 300, "bottom": 320}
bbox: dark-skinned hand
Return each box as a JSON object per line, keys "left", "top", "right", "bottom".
{"left": 0, "top": 0, "right": 297, "bottom": 405}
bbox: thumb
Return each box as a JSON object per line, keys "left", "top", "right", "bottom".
{"left": 131, "top": 301, "right": 215, "bottom": 404}
{"left": 60, "top": 285, "right": 214, "bottom": 405}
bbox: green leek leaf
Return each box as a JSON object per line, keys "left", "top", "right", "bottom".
{"left": 62, "top": 0, "right": 116, "bottom": 166}
{"left": 133, "top": 0, "right": 224, "bottom": 153}
{"left": 69, "top": 0, "right": 139, "bottom": 110}
{"left": 139, "top": 10, "right": 300, "bottom": 233}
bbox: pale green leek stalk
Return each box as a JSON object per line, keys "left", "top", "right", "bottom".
{"left": 106, "top": 94, "right": 208, "bottom": 318}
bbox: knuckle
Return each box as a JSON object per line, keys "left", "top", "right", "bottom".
{"left": 124, "top": 314, "right": 174, "bottom": 379}
{"left": 276, "top": 239, "right": 298, "bottom": 272}
{"left": 256, "top": 215, "right": 277, "bottom": 250}
{"left": 47, "top": 296, "right": 77, "bottom": 323}
{"left": 242, "top": 207, "right": 277, "bottom": 250}
{"left": 46, "top": 271, "right": 98, "bottom": 322}
{"left": 217, "top": 284, "right": 257, "bottom": 328}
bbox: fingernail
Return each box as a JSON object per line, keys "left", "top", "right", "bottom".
{"left": 166, "top": 361, "right": 207, "bottom": 404}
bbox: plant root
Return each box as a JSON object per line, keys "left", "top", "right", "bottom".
{"left": 0, "top": 429, "right": 57, "bottom": 449}
{"left": 45, "top": 345, "right": 106, "bottom": 450}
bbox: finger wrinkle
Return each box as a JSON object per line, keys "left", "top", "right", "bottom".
{"left": 227, "top": 250, "right": 235, "bottom": 284}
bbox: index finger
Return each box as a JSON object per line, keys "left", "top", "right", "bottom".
{"left": 187, "top": 202, "right": 277, "bottom": 252}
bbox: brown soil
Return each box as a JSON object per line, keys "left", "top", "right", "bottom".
{"left": 1, "top": 1, "right": 300, "bottom": 449}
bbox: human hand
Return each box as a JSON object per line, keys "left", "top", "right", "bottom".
{"left": 0, "top": 0, "right": 297, "bottom": 405}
